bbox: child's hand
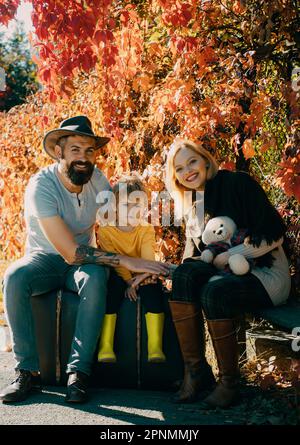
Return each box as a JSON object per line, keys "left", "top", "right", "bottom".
{"left": 125, "top": 285, "right": 138, "bottom": 302}
{"left": 127, "top": 273, "right": 153, "bottom": 289}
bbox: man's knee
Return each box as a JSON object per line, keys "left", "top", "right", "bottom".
{"left": 74, "top": 265, "right": 109, "bottom": 293}
{"left": 2, "top": 262, "right": 31, "bottom": 295}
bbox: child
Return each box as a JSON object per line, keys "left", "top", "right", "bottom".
{"left": 97, "top": 174, "right": 166, "bottom": 363}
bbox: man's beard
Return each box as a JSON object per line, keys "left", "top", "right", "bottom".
{"left": 66, "top": 161, "right": 95, "bottom": 185}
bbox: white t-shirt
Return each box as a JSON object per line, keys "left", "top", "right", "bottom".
{"left": 24, "top": 163, "right": 111, "bottom": 255}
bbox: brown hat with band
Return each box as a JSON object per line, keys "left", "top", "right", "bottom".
{"left": 43, "top": 115, "right": 110, "bottom": 159}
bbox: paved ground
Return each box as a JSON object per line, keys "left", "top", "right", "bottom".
{"left": 0, "top": 348, "right": 246, "bottom": 426}
{"left": 0, "top": 319, "right": 245, "bottom": 426}
{"left": 1, "top": 322, "right": 298, "bottom": 426}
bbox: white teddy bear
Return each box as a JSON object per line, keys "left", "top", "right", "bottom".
{"left": 200, "top": 216, "right": 250, "bottom": 277}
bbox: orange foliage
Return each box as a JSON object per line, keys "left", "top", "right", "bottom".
{"left": 0, "top": 0, "right": 299, "bottom": 261}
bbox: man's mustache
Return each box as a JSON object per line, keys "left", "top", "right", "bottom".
{"left": 72, "top": 161, "right": 93, "bottom": 168}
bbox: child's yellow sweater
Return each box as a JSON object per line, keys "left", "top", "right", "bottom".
{"left": 98, "top": 223, "right": 156, "bottom": 281}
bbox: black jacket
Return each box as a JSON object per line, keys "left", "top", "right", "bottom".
{"left": 183, "top": 169, "right": 287, "bottom": 262}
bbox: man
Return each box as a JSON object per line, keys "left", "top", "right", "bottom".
{"left": 0, "top": 116, "right": 169, "bottom": 404}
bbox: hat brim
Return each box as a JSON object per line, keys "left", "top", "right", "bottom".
{"left": 43, "top": 129, "right": 110, "bottom": 159}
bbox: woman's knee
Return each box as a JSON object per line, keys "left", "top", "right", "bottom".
{"left": 171, "top": 263, "right": 198, "bottom": 302}
{"left": 172, "top": 263, "right": 195, "bottom": 288}
{"left": 200, "top": 280, "right": 232, "bottom": 319}
{"left": 173, "top": 260, "right": 215, "bottom": 285}
{"left": 172, "top": 262, "right": 193, "bottom": 280}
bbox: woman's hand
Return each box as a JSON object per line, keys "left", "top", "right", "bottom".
{"left": 118, "top": 256, "right": 170, "bottom": 277}
{"left": 213, "top": 251, "right": 230, "bottom": 270}
{"left": 125, "top": 285, "right": 138, "bottom": 302}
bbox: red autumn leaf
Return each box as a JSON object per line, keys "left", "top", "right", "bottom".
{"left": 120, "top": 10, "right": 130, "bottom": 25}
{"left": 0, "top": 0, "right": 20, "bottom": 25}
{"left": 233, "top": 0, "right": 247, "bottom": 14}
{"left": 49, "top": 90, "right": 57, "bottom": 103}
{"left": 242, "top": 139, "right": 255, "bottom": 159}
{"left": 220, "top": 161, "right": 236, "bottom": 171}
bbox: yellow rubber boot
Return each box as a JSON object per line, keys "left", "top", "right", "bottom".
{"left": 97, "top": 314, "right": 117, "bottom": 363}
{"left": 145, "top": 312, "right": 166, "bottom": 363}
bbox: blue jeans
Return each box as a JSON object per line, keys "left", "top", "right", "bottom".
{"left": 2, "top": 252, "right": 108, "bottom": 376}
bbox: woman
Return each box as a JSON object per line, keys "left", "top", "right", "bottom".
{"left": 165, "top": 139, "right": 291, "bottom": 408}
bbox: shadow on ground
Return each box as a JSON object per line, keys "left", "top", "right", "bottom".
{"left": 0, "top": 351, "right": 298, "bottom": 425}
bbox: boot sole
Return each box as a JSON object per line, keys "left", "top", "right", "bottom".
{"left": 171, "top": 387, "right": 215, "bottom": 404}
{"left": 201, "top": 392, "right": 240, "bottom": 410}
{"left": 148, "top": 358, "right": 166, "bottom": 363}
{"left": 0, "top": 391, "right": 33, "bottom": 404}
{"left": 171, "top": 378, "right": 216, "bottom": 404}
{"left": 65, "top": 397, "right": 88, "bottom": 404}
{"left": 97, "top": 358, "right": 117, "bottom": 363}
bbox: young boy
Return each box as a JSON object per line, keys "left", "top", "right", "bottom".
{"left": 97, "top": 174, "right": 166, "bottom": 363}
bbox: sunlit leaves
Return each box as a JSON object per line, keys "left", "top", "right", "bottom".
{"left": 242, "top": 138, "right": 255, "bottom": 159}
{"left": 0, "top": 0, "right": 299, "bottom": 263}
{"left": 0, "top": 0, "right": 20, "bottom": 26}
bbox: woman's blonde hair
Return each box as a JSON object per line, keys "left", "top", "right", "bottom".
{"left": 165, "top": 139, "right": 219, "bottom": 219}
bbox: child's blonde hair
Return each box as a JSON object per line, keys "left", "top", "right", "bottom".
{"left": 112, "top": 172, "right": 146, "bottom": 198}
{"left": 165, "top": 139, "right": 219, "bottom": 218}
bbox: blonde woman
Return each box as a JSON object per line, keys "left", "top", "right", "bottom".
{"left": 165, "top": 139, "right": 291, "bottom": 408}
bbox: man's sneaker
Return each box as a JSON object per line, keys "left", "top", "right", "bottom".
{"left": 0, "top": 370, "right": 34, "bottom": 403}
{"left": 65, "top": 371, "right": 89, "bottom": 404}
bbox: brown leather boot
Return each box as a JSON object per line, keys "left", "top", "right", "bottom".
{"left": 169, "top": 301, "right": 216, "bottom": 403}
{"left": 203, "top": 319, "right": 240, "bottom": 409}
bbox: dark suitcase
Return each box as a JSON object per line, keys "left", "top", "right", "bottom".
{"left": 31, "top": 291, "right": 58, "bottom": 385}
{"left": 32, "top": 289, "right": 184, "bottom": 389}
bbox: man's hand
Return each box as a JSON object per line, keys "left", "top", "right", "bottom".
{"left": 213, "top": 251, "right": 230, "bottom": 270}
{"left": 119, "top": 256, "right": 170, "bottom": 276}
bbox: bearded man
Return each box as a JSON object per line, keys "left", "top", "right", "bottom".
{"left": 0, "top": 116, "right": 169, "bottom": 404}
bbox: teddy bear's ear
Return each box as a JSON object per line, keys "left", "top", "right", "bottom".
{"left": 202, "top": 225, "right": 214, "bottom": 245}
{"left": 201, "top": 218, "right": 214, "bottom": 244}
